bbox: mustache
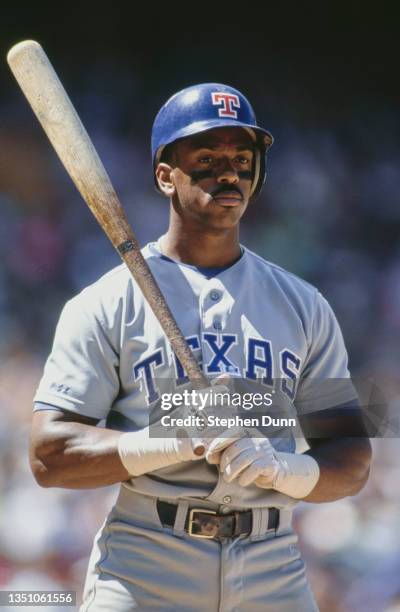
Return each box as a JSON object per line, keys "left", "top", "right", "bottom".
{"left": 211, "top": 185, "right": 244, "bottom": 198}
{"left": 190, "top": 169, "right": 253, "bottom": 189}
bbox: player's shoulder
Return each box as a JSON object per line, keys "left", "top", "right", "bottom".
{"left": 68, "top": 242, "right": 156, "bottom": 305}
{"left": 242, "top": 247, "right": 327, "bottom": 334}
{"left": 58, "top": 264, "right": 128, "bottom": 333}
{"left": 73, "top": 262, "right": 130, "bottom": 300}
{"left": 61, "top": 243, "right": 158, "bottom": 326}
{"left": 243, "top": 246, "right": 319, "bottom": 299}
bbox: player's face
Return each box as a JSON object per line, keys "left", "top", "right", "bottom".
{"left": 165, "top": 127, "right": 255, "bottom": 229}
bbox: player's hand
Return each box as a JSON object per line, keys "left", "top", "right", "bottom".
{"left": 204, "top": 427, "right": 251, "bottom": 466}
{"left": 210, "top": 433, "right": 321, "bottom": 498}
{"left": 212, "top": 434, "right": 280, "bottom": 487}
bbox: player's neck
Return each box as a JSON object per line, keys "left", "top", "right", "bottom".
{"left": 161, "top": 225, "right": 241, "bottom": 268}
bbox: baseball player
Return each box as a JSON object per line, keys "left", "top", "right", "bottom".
{"left": 30, "top": 83, "right": 371, "bottom": 611}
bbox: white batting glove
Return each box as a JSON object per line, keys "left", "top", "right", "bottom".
{"left": 206, "top": 430, "right": 274, "bottom": 479}
{"left": 209, "top": 434, "right": 320, "bottom": 499}
{"left": 205, "top": 427, "right": 252, "bottom": 465}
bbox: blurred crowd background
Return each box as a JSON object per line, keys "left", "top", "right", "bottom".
{"left": 0, "top": 5, "right": 399, "bottom": 611}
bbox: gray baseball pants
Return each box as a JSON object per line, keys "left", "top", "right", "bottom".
{"left": 81, "top": 486, "right": 318, "bottom": 611}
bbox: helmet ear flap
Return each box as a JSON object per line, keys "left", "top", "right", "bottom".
{"left": 249, "top": 134, "right": 269, "bottom": 201}
{"left": 251, "top": 149, "right": 261, "bottom": 198}
{"left": 254, "top": 149, "right": 267, "bottom": 200}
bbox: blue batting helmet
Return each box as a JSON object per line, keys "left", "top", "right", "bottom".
{"left": 151, "top": 83, "right": 273, "bottom": 200}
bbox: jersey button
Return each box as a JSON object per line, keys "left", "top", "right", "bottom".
{"left": 222, "top": 495, "right": 232, "bottom": 504}
{"left": 213, "top": 319, "right": 222, "bottom": 331}
{"left": 210, "top": 290, "right": 221, "bottom": 301}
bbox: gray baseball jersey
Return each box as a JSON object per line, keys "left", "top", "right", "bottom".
{"left": 34, "top": 237, "right": 355, "bottom": 511}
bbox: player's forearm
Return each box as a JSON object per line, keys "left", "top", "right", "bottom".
{"left": 30, "top": 421, "right": 129, "bottom": 489}
{"left": 302, "top": 438, "right": 372, "bottom": 503}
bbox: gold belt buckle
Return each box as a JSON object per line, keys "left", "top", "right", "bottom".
{"left": 188, "top": 508, "right": 217, "bottom": 539}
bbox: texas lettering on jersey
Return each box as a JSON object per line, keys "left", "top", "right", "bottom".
{"left": 133, "top": 332, "right": 301, "bottom": 405}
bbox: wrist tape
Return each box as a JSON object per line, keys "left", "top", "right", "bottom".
{"left": 272, "top": 452, "right": 320, "bottom": 499}
{"left": 118, "top": 430, "right": 197, "bottom": 477}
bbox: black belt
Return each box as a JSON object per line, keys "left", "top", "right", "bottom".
{"left": 157, "top": 500, "right": 279, "bottom": 539}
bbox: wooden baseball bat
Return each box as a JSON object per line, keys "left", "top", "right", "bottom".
{"left": 7, "top": 40, "right": 209, "bottom": 453}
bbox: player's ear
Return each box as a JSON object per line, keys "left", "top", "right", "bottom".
{"left": 156, "top": 163, "right": 176, "bottom": 197}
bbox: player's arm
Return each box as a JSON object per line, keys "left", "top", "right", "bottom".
{"left": 298, "top": 404, "right": 372, "bottom": 503}
{"left": 30, "top": 408, "right": 130, "bottom": 489}
{"left": 31, "top": 381, "right": 232, "bottom": 490}
{"left": 30, "top": 406, "right": 206, "bottom": 489}
{"left": 300, "top": 438, "right": 371, "bottom": 503}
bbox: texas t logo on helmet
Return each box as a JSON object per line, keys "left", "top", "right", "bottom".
{"left": 211, "top": 92, "right": 241, "bottom": 118}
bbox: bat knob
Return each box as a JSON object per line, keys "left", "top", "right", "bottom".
{"left": 193, "top": 444, "right": 206, "bottom": 457}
